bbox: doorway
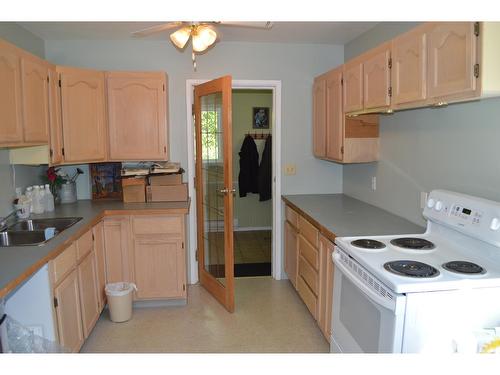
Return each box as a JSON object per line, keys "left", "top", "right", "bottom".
{"left": 232, "top": 89, "right": 273, "bottom": 277}
{"left": 186, "top": 79, "right": 282, "bottom": 288}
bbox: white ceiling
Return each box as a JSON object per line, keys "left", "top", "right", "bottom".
{"left": 18, "top": 22, "right": 379, "bottom": 45}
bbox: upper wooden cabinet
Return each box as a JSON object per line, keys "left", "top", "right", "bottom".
{"left": 325, "top": 68, "right": 344, "bottom": 161}
{"left": 312, "top": 76, "right": 327, "bottom": 158}
{"left": 363, "top": 43, "right": 391, "bottom": 110}
{"left": 427, "top": 22, "right": 478, "bottom": 101}
{"left": 391, "top": 25, "right": 427, "bottom": 106}
{"left": 21, "top": 57, "right": 50, "bottom": 143}
{"left": 343, "top": 59, "right": 364, "bottom": 113}
{"left": 0, "top": 43, "right": 24, "bottom": 145}
{"left": 106, "top": 71, "right": 168, "bottom": 161}
{"left": 48, "top": 68, "right": 64, "bottom": 165}
{"left": 58, "top": 66, "right": 107, "bottom": 163}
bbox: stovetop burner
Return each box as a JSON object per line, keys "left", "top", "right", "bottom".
{"left": 384, "top": 260, "right": 440, "bottom": 278}
{"left": 390, "top": 237, "right": 436, "bottom": 250}
{"left": 443, "top": 261, "right": 486, "bottom": 275}
{"left": 351, "top": 239, "right": 386, "bottom": 249}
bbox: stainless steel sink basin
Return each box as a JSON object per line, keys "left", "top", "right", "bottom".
{"left": 7, "top": 217, "right": 82, "bottom": 232}
{"left": 0, "top": 231, "right": 48, "bottom": 247}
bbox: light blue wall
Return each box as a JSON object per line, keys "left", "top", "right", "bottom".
{"left": 343, "top": 23, "right": 500, "bottom": 226}
{"left": 44, "top": 39, "right": 345, "bottom": 196}
{"left": 0, "top": 23, "right": 46, "bottom": 217}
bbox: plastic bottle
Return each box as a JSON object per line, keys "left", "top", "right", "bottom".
{"left": 25, "top": 186, "right": 34, "bottom": 213}
{"left": 38, "top": 185, "right": 46, "bottom": 213}
{"left": 32, "top": 185, "right": 44, "bottom": 214}
{"left": 44, "top": 184, "right": 55, "bottom": 212}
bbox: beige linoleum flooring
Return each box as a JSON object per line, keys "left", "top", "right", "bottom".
{"left": 81, "top": 277, "right": 329, "bottom": 353}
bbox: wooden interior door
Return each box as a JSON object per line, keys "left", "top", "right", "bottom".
{"left": 194, "top": 76, "right": 235, "bottom": 313}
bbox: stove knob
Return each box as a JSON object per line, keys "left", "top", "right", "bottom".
{"left": 490, "top": 218, "right": 500, "bottom": 231}
{"left": 427, "top": 198, "right": 435, "bottom": 209}
{"left": 435, "top": 201, "right": 443, "bottom": 211}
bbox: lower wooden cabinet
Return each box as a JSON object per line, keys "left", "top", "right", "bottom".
{"left": 93, "top": 221, "right": 107, "bottom": 310}
{"left": 77, "top": 251, "right": 100, "bottom": 339}
{"left": 103, "top": 214, "right": 187, "bottom": 301}
{"left": 284, "top": 204, "right": 335, "bottom": 342}
{"left": 52, "top": 269, "right": 84, "bottom": 352}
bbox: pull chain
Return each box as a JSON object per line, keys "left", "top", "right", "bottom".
{"left": 192, "top": 51, "right": 197, "bottom": 71}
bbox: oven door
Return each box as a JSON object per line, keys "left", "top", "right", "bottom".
{"left": 331, "top": 247, "right": 406, "bottom": 353}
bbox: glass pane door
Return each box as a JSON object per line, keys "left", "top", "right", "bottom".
{"left": 194, "top": 76, "right": 234, "bottom": 312}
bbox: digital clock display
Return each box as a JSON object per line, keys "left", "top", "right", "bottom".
{"left": 462, "top": 208, "right": 472, "bottom": 215}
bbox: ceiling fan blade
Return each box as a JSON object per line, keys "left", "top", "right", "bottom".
{"left": 216, "top": 21, "right": 274, "bottom": 29}
{"left": 131, "top": 22, "right": 185, "bottom": 37}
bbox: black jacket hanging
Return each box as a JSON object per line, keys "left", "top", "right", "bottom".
{"left": 258, "top": 135, "right": 272, "bottom": 202}
{"left": 238, "top": 135, "right": 259, "bottom": 197}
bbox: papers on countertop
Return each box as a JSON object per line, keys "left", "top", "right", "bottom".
{"left": 121, "top": 162, "right": 182, "bottom": 177}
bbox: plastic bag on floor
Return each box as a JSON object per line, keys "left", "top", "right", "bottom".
{"left": 3, "top": 315, "right": 68, "bottom": 353}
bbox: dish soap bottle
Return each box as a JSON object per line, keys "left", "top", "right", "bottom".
{"left": 44, "top": 184, "right": 55, "bottom": 212}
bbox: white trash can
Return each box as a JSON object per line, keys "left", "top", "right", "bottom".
{"left": 105, "top": 282, "right": 137, "bottom": 323}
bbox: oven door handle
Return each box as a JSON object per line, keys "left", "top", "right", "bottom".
{"left": 333, "top": 252, "right": 397, "bottom": 312}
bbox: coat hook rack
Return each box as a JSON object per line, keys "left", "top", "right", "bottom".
{"left": 245, "top": 132, "right": 270, "bottom": 140}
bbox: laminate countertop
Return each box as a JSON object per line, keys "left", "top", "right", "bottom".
{"left": 0, "top": 200, "right": 190, "bottom": 299}
{"left": 282, "top": 194, "right": 424, "bottom": 242}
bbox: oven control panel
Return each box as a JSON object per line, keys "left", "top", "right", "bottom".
{"left": 424, "top": 190, "right": 500, "bottom": 247}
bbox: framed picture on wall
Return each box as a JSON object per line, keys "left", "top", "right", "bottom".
{"left": 252, "top": 107, "right": 270, "bottom": 129}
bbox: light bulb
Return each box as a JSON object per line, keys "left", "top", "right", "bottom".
{"left": 170, "top": 27, "right": 191, "bottom": 49}
{"left": 192, "top": 25, "right": 217, "bottom": 52}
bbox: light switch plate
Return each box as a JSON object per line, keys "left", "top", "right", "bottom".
{"left": 284, "top": 164, "right": 296, "bottom": 175}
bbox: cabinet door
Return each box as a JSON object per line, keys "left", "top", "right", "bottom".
{"left": 0, "top": 42, "right": 23, "bottom": 145}
{"left": 284, "top": 221, "right": 298, "bottom": 289}
{"left": 343, "top": 60, "right": 363, "bottom": 112}
{"left": 325, "top": 68, "right": 344, "bottom": 161}
{"left": 317, "top": 234, "right": 335, "bottom": 342}
{"left": 363, "top": 44, "right": 391, "bottom": 109}
{"left": 21, "top": 57, "right": 49, "bottom": 143}
{"left": 312, "top": 77, "right": 327, "bottom": 158}
{"left": 106, "top": 72, "right": 168, "bottom": 161}
{"left": 93, "top": 221, "right": 107, "bottom": 310}
{"left": 48, "top": 68, "right": 64, "bottom": 164}
{"left": 77, "top": 251, "right": 100, "bottom": 339}
{"left": 132, "top": 236, "right": 186, "bottom": 299}
{"left": 53, "top": 270, "right": 84, "bottom": 352}
{"left": 59, "top": 66, "right": 107, "bottom": 163}
{"left": 427, "top": 22, "right": 478, "bottom": 99}
{"left": 103, "top": 217, "right": 131, "bottom": 284}
{"left": 392, "top": 26, "right": 427, "bottom": 105}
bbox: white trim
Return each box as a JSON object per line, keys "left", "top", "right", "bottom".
{"left": 185, "top": 78, "right": 282, "bottom": 284}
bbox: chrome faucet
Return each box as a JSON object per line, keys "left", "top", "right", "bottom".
{"left": 0, "top": 209, "right": 20, "bottom": 231}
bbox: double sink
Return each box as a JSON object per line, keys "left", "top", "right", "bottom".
{"left": 0, "top": 217, "right": 82, "bottom": 247}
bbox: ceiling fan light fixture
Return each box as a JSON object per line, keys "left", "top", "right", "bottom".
{"left": 169, "top": 27, "right": 191, "bottom": 49}
{"left": 192, "top": 25, "right": 217, "bottom": 52}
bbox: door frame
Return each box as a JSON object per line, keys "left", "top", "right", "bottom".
{"left": 186, "top": 79, "right": 282, "bottom": 284}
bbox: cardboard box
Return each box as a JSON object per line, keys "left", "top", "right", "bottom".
{"left": 149, "top": 173, "right": 182, "bottom": 186}
{"left": 146, "top": 183, "right": 188, "bottom": 202}
{"left": 122, "top": 177, "right": 146, "bottom": 203}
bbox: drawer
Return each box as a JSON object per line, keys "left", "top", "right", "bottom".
{"left": 76, "top": 229, "right": 93, "bottom": 261}
{"left": 299, "top": 234, "right": 319, "bottom": 270}
{"left": 299, "top": 255, "right": 319, "bottom": 295}
{"left": 299, "top": 215, "right": 318, "bottom": 247}
{"left": 285, "top": 205, "right": 299, "bottom": 228}
{"left": 51, "top": 243, "right": 77, "bottom": 285}
{"left": 132, "top": 215, "right": 183, "bottom": 236}
{"left": 297, "top": 275, "right": 318, "bottom": 320}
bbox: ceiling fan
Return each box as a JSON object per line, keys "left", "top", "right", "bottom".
{"left": 132, "top": 21, "right": 274, "bottom": 69}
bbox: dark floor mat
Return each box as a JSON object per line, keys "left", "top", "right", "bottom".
{"left": 234, "top": 262, "right": 271, "bottom": 277}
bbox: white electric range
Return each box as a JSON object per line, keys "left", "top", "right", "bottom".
{"left": 331, "top": 189, "right": 500, "bottom": 353}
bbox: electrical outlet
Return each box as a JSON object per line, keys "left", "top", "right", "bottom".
{"left": 284, "top": 164, "right": 296, "bottom": 176}
{"left": 420, "top": 192, "right": 429, "bottom": 209}
{"left": 371, "top": 176, "right": 377, "bottom": 191}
